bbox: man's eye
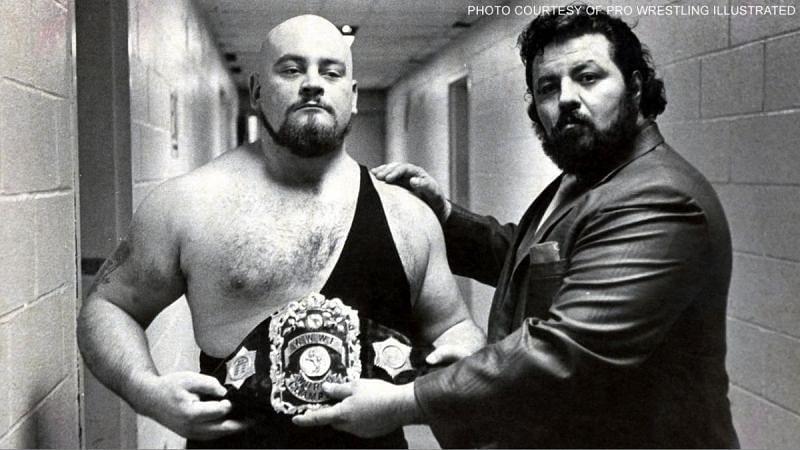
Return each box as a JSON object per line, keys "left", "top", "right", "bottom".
{"left": 323, "top": 70, "right": 343, "bottom": 78}
{"left": 281, "top": 67, "right": 301, "bottom": 76}
{"left": 537, "top": 84, "right": 556, "bottom": 95}
{"left": 578, "top": 73, "right": 598, "bottom": 84}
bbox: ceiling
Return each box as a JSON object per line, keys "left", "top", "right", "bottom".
{"left": 193, "top": 0, "right": 486, "bottom": 90}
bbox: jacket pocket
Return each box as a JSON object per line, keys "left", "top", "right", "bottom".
{"left": 512, "top": 258, "right": 568, "bottom": 325}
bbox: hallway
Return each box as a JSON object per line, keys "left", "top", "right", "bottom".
{"left": 1, "top": 0, "right": 799, "bottom": 448}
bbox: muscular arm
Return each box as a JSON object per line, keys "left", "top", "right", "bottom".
{"left": 379, "top": 181, "right": 485, "bottom": 354}
{"left": 77, "top": 182, "right": 246, "bottom": 439}
{"left": 78, "top": 184, "right": 186, "bottom": 403}
{"left": 412, "top": 206, "right": 486, "bottom": 355}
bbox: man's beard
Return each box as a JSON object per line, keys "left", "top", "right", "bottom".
{"left": 259, "top": 107, "right": 351, "bottom": 159}
{"left": 533, "top": 93, "right": 639, "bottom": 181}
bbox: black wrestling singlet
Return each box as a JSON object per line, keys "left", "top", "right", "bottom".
{"left": 187, "top": 165, "right": 414, "bottom": 449}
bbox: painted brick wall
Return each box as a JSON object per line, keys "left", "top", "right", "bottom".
{"left": 0, "top": 0, "right": 80, "bottom": 447}
{"left": 386, "top": 1, "right": 800, "bottom": 447}
{"left": 127, "top": 0, "right": 239, "bottom": 447}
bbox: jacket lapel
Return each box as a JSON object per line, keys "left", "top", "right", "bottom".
{"left": 532, "top": 176, "right": 585, "bottom": 243}
{"left": 511, "top": 175, "right": 564, "bottom": 250}
{"left": 488, "top": 176, "right": 563, "bottom": 342}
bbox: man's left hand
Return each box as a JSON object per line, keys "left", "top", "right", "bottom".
{"left": 292, "top": 379, "right": 420, "bottom": 438}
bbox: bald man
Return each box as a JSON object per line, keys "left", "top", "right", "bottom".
{"left": 77, "top": 15, "right": 484, "bottom": 449}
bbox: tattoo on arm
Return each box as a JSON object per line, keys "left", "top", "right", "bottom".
{"left": 87, "top": 240, "right": 132, "bottom": 295}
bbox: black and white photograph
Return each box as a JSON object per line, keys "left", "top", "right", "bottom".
{"left": 1, "top": 0, "right": 798, "bottom": 448}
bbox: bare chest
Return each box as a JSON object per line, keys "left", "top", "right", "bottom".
{"left": 182, "top": 198, "right": 353, "bottom": 302}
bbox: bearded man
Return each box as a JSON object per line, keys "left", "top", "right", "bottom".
{"left": 295, "top": 6, "right": 740, "bottom": 448}
{"left": 77, "top": 15, "right": 484, "bottom": 449}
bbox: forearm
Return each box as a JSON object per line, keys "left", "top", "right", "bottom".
{"left": 77, "top": 297, "right": 161, "bottom": 414}
{"left": 398, "top": 382, "right": 424, "bottom": 425}
{"left": 432, "top": 319, "right": 486, "bottom": 354}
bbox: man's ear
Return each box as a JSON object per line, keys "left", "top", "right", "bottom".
{"left": 351, "top": 80, "right": 358, "bottom": 115}
{"left": 630, "top": 70, "right": 643, "bottom": 104}
{"left": 249, "top": 73, "right": 261, "bottom": 109}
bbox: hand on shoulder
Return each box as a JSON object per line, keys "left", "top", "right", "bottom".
{"left": 372, "top": 163, "right": 451, "bottom": 223}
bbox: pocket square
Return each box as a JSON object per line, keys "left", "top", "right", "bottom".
{"left": 529, "top": 241, "right": 561, "bottom": 263}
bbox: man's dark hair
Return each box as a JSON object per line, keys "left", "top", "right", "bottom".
{"left": 518, "top": 4, "right": 666, "bottom": 124}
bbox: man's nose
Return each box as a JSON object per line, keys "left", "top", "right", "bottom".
{"left": 558, "top": 79, "right": 581, "bottom": 112}
{"left": 300, "top": 71, "right": 324, "bottom": 98}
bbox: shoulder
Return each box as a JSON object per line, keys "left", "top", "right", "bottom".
{"left": 372, "top": 175, "right": 443, "bottom": 279}
{"left": 594, "top": 144, "right": 716, "bottom": 207}
{"left": 582, "top": 143, "right": 729, "bottom": 238}
{"left": 131, "top": 148, "right": 246, "bottom": 237}
{"left": 373, "top": 175, "right": 441, "bottom": 243}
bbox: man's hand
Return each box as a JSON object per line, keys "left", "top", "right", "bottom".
{"left": 135, "top": 371, "right": 250, "bottom": 440}
{"left": 292, "top": 380, "right": 420, "bottom": 438}
{"left": 426, "top": 344, "right": 475, "bottom": 365}
{"left": 372, "top": 163, "right": 452, "bottom": 223}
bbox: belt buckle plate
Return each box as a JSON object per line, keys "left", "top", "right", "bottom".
{"left": 269, "top": 293, "right": 361, "bottom": 414}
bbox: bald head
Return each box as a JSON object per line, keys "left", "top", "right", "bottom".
{"left": 250, "top": 14, "right": 358, "bottom": 159}
{"left": 260, "top": 15, "right": 353, "bottom": 74}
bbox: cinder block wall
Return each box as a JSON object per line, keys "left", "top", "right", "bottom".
{"left": 127, "top": 0, "right": 238, "bottom": 447}
{"left": 386, "top": 1, "right": 800, "bottom": 447}
{"left": 0, "top": 0, "right": 80, "bottom": 448}
{"left": 637, "top": 2, "right": 800, "bottom": 447}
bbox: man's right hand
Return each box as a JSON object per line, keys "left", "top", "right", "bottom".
{"left": 372, "top": 163, "right": 452, "bottom": 224}
{"left": 135, "top": 371, "right": 250, "bottom": 441}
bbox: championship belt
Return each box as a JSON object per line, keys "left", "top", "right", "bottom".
{"left": 208, "top": 293, "right": 438, "bottom": 416}
{"left": 268, "top": 293, "right": 361, "bottom": 414}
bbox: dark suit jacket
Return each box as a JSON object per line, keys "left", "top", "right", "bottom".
{"left": 414, "top": 123, "right": 739, "bottom": 448}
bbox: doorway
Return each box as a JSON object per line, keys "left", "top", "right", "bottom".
{"left": 448, "top": 76, "right": 472, "bottom": 306}
{"left": 75, "top": 0, "right": 137, "bottom": 447}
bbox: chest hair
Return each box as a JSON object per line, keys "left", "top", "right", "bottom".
{"left": 211, "top": 194, "right": 353, "bottom": 297}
